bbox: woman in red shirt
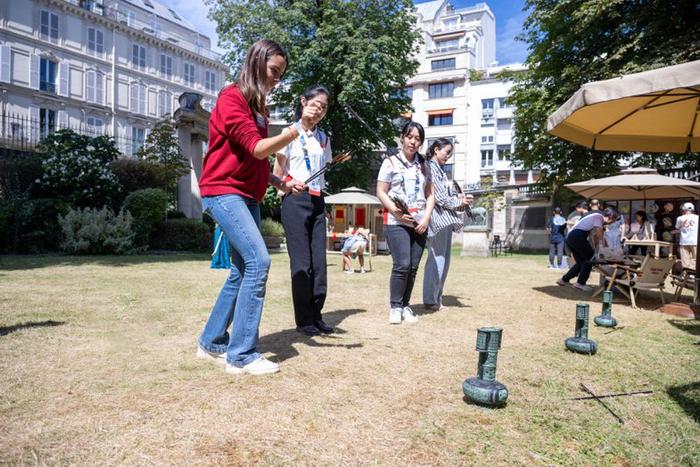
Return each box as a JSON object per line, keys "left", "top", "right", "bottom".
{"left": 196, "top": 39, "right": 321, "bottom": 376}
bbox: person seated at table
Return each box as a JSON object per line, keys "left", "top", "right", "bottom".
{"left": 341, "top": 227, "right": 369, "bottom": 273}
{"left": 626, "top": 210, "right": 653, "bottom": 256}
{"left": 557, "top": 207, "right": 619, "bottom": 292}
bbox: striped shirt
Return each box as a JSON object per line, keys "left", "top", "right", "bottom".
{"left": 428, "top": 159, "right": 464, "bottom": 238}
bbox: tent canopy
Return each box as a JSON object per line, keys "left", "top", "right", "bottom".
{"left": 565, "top": 167, "right": 700, "bottom": 200}
{"left": 324, "top": 187, "right": 381, "bottom": 205}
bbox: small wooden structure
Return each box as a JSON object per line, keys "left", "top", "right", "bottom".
{"left": 324, "top": 186, "right": 384, "bottom": 249}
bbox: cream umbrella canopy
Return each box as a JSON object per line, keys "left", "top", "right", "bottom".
{"left": 565, "top": 167, "right": 700, "bottom": 200}
{"left": 547, "top": 60, "right": 700, "bottom": 153}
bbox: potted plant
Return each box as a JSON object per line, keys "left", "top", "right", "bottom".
{"left": 261, "top": 218, "right": 285, "bottom": 250}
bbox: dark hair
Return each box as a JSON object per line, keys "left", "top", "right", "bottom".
{"left": 575, "top": 201, "right": 588, "bottom": 210}
{"left": 237, "top": 39, "right": 288, "bottom": 117}
{"left": 401, "top": 121, "right": 425, "bottom": 145}
{"left": 603, "top": 207, "right": 619, "bottom": 221}
{"left": 554, "top": 207, "right": 562, "bottom": 214}
{"left": 427, "top": 138, "right": 453, "bottom": 159}
{"left": 635, "top": 210, "right": 647, "bottom": 222}
{"left": 590, "top": 199, "right": 600, "bottom": 206}
{"left": 294, "top": 84, "right": 331, "bottom": 120}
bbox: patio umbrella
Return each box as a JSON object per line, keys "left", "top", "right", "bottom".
{"left": 548, "top": 60, "right": 700, "bottom": 310}
{"left": 547, "top": 60, "right": 700, "bottom": 153}
{"left": 565, "top": 167, "right": 700, "bottom": 200}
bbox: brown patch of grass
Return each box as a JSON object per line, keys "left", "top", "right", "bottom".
{"left": 0, "top": 252, "right": 699, "bottom": 465}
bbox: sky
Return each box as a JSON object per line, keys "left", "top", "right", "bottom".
{"left": 158, "top": 0, "right": 529, "bottom": 65}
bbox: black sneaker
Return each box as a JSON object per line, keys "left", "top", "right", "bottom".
{"left": 296, "top": 324, "right": 321, "bottom": 336}
{"left": 314, "top": 319, "right": 334, "bottom": 334}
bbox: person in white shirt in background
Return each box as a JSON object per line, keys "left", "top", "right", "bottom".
{"left": 673, "top": 202, "right": 698, "bottom": 270}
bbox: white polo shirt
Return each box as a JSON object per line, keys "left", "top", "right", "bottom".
{"left": 280, "top": 128, "right": 332, "bottom": 195}
{"left": 676, "top": 213, "right": 698, "bottom": 246}
{"left": 377, "top": 152, "right": 431, "bottom": 226}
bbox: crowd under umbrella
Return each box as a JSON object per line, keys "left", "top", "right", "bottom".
{"left": 547, "top": 59, "right": 700, "bottom": 311}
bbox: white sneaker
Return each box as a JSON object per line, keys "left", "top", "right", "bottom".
{"left": 345, "top": 269, "right": 354, "bottom": 274}
{"left": 196, "top": 347, "right": 227, "bottom": 366}
{"left": 226, "top": 356, "right": 279, "bottom": 376}
{"left": 360, "top": 268, "right": 366, "bottom": 274}
{"left": 548, "top": 264, "right": 557, "bottom": 269}
{"left": 389, "top": 307, "right": 403, "bottom": 324}
{"left": 572, "top": 283, "right": 593, "bottom": 292}
{"left": 402, "top": 306, "right": 419, "bottom": 323}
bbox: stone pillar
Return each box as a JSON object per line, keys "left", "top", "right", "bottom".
{"left": 174, "top": 92, "right": 210, "bottom": 220}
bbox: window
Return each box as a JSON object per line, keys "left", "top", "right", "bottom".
{"left": 497, "top": 118, "right": 512, "bottom": 130}
{"left": 158, "top": 90, "right": 172, "bottom": 117}
{"left": 481, "top": 135, "right": 494, "bottom": 143}
{"left": 86, "top": 116, "right": 103, "bottom": 135}
{"left": 184, "top": 63, "right": 195, "bottom": 86}
{"left": 205, "top": 70, "right": 216, "bottom": 92}
{"left": 481, "top": 149, "right": 493, "bottom": 167}
{"left": 39, "top": 58, "right": 57, "bottom": 93}
{"left": 443, "top": 18, "right": 458, "bottom": 29}
{"left": 431, "top": 58, "right": 456, "bottom": 71}
{"left": 160, "top": 54, "right": 172, "bottom": 79}
{"left": 482, "top": 99, "right": 494, "bottom": 117}
{"left": 130, "top": 82, "right": 146, "bottom": 114}
{"left": 428, "top": 113, "right": 453, "bottom": 126}
{"left": 132, "top": 44, "right": 146, "bottom": 70}
{"left": 498, "top": 97, "right": 509, "bottom": 109}
{"left": 86, "top": 70, "right": 103, "bottom": 104}
{"left": 497, "top": 145, "right": 511, "bottom": 160}
{"left": 39, "top": 108, "right": 56, "bottom": 138}
{"left": 434, "top": 38, "right": 459, "bottom": 52}
{"left": 132, "top": 127, "right": 145, "bottom": 155}
{"left": 40, "top": 11, "right": 59, "bottom": 43}
{"left": 428, "top": 82, "right": 454, "bottom": 99}
{"left": 168, "top": 8, "right": 181, "bottom": 21}
{"left": 88, "top": 28, "right": 104, "bottom": 56}
{"left": 403, "top": 86, "right": 413, "bottom": 99}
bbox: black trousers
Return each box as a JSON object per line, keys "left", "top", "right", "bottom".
{"left": 562, "top": 229, "right": 594, "bottom": 285}
{"left": 385, "top": 224, "right": 427, "bottom": 308}
{"left": 281, "top": 192, "right": 327, "bottom": 326}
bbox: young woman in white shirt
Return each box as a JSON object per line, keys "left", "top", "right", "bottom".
{"left": 274, "top": 85, "right": 333, "bottom": 336}
{"left": 376, "top": 121, "right": 435, "bottom": 324}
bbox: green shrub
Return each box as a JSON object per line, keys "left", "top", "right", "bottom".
{"left": 109, "top": 159, "right": 171, "bottom": 199}
{"left": 151, "top": 218, "right": 211, "bottom": 252}
{"left": 260, "top": 218, "right": 285, "bottom": 237}
{"left": 123, "top": 188, "right": 168, "bottom": 247}
{"left": 166, "top": 210, "right": 187, "bottom": 219}
{"left": 0, "top": 153, "right": 49, "bottom": 199}
{"left": 37, "top": 130, "right": 122, "bottom": 208}
{"left": 0, "top": 198, "right": 65, "bottom": 253}
{"left": 261, "top": 185, "right": 282, "bottom": 220}
{"left": 58, "top": 207, "right": 137, "bottom": 255}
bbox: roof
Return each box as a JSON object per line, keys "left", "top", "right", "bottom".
{"left": 415, "top": 0, "right": 445, "bottom": 22}
{"left": 123, "top": 0, "right": 198, "bottom": 33}
{"left": 324, "top": 187, "right": 382, "bottom": 205}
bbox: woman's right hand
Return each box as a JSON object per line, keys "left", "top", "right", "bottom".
{"left": 284, "top": 178, "right": 307, "bottom": 194}
{"left": 300, "top": 103, "right": 323, "bottom": 129}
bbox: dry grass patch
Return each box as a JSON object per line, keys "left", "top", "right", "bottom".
{"left": 0, "top": 252, "right": 699, "bottom": 465}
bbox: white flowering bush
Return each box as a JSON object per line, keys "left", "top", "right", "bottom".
{"left": 58, "top": 207, "right": 139, "bottom": 255}
{"left": 37, "top": 130, "right": 122, "bottom": 208}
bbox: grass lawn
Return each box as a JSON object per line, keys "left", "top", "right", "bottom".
{"left": 0, "top": 252, "right": 698, "bottom": 465}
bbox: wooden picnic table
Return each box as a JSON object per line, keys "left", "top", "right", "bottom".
{"left": 624, "top": 239, "right": 672, "bottom": 257}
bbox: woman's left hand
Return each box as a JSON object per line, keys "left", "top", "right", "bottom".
{"left": 415, "top": 219, "right": 429, "bottom": 235}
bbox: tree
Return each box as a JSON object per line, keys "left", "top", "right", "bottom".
{"left": 509, "top": 0, "right": 700, "bottom": 190}
{"left": 206, "top": 0, "right": 421, "bottom": 192}
{"left": 136, "top": 119, "right": 189, "bottom": 203}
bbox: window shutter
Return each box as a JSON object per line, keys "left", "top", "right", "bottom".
{"left": 130, "top": 82, "right": 137, "bottom": 112}
{"left": 29, "top": 106, "right": 39, "bottom": 142}
{"left": 58, "top": 62, "right": 68, "bottom": 96}
{"left": 30, "top": 54, "right": 40, "bottom": 89}
{"left": 0, "top": 46, "right": 10, "bottom": 82}
{"left": 58, "top": 110, "right": 68, "bottom": 130}
{"left": 97, "top": 72, "right": 104, "bottom": 105}
{"left": 86, "top": 70, "right": 95, "bottom": 102}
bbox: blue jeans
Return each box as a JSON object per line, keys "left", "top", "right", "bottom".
{"left": 423, "top": 227, "right": 453, "bottom": 306}
{"left": 198, "top": 194, "right": 271, "bottom": 367}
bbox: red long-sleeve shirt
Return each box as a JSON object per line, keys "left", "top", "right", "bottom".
{"left": 199, "top": 85, "right": 269, "bottom": 202}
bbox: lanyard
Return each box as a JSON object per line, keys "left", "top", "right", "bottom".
{"left": 299, "top": 132, "right": 314, "bottom": 175}
{"left": 398, "top": 153, "right": 420, "bottom": 203}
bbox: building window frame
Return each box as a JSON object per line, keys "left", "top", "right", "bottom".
{"left": 431, "top": 58, "right": 456, "bottom": 71}
{"left": 39, "top": 108, "right": 56, "bottom": 138}
{"left": 39, "top": 58, "right": 57, "bottom": 93}
{"left": 87, "top": 28, "right": 104, "bottom": 56}
{"left": 160, "top": 54, "right": 173, "bottom": 79}
{"left": 184, "top": 62, "right": 195, "bottom": 87}
{"left": 481, "top": 149, "right": 494, "bottom": 168}
{"left": 428, "top": 81, "right": 454, "bottom": 99}
{"left": 204, "top": 70, "right": 216, "bottom": 92}
{"left": 428, "top": 113, "right": 453, "bottom": 126}
{"left": 132, "top": 44, "right": 146, "bottom": 71}
{"left": 40, "top": 10, "right": 59, "bottom": 43}
{"left": 131, "top": 127, "right": 145, "bottom": 156}
{"left": 86, "top": 116, "right": 103, "bottom": 135}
